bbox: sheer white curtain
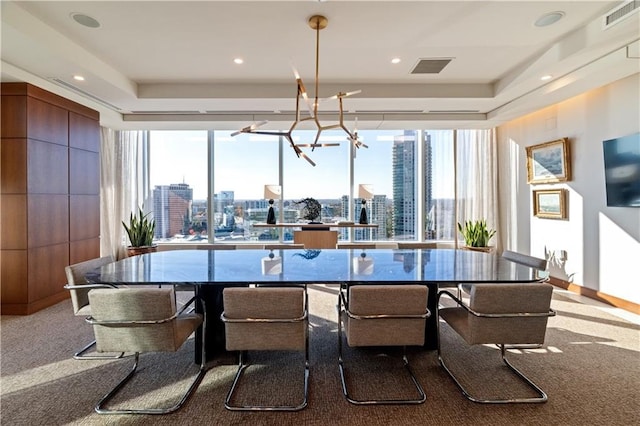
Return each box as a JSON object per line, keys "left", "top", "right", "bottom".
{"left": 455, "top": 128, "right": 500, "bottom": 251}
{"left": 100, "top": 128, "right": 150, "bottom": 259}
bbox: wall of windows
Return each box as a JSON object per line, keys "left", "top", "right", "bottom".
{"left": 148, "top": 128, "right": 460, "bottom": 244}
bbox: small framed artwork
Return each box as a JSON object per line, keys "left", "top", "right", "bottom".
{"left": 526, "top": 138, "right": 571, "bottom": 184}
{"left": 533, "top": 189, "right": 566, "bottom": 219}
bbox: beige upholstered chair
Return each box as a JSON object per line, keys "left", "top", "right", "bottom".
{"left": 438, "top": 283, "right": 556, "bottom": 403}
{"left": 459, "top": 250, "right": 548, "bottom": 298}
{"left": 338, "top": 284, "right": 430, "bottom": 405}
{"left": 64, "top": 256, "right": 125, "bottom": 360}
{"left": 87, "top": 288, "right": 207, "bottom": 414}
{"left": 221, "top": 286, "right": 309, "bottom": 411}
{"left": 501, "top": 250, "right": 548, "bottom": 271}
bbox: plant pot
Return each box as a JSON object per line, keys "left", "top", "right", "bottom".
{"left": 126, "top": 245, "right": 158, "bottom": 257}
{"left": 463, "top": 245, "right": 494, "bottom": 253}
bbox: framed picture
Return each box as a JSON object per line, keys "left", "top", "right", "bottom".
{"left": 526, "top": 138, "right": 571, "bottom": 184}
{"left": 533, "top": 189, "right": 566, "bottom": 219}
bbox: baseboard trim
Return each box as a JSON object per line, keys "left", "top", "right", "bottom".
{"left": 1, "top": 292, "right": 69, "bottom": 315}
{"left": 548, "top": 277, "right": 639, "bottom": 315}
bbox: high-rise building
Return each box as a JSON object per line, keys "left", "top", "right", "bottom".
{"left": 392, "top": 132, "right": 416, "bottom": 240}
{"left": 392, "top": 131, "right": 432, "bottom": 240}
{"left": 423, "top": 132, "right": 434, "bottom": 239}
{"left": 153, "top": 183, "right": 193, "bottom": 239}
{"left": 213, "top": 191, "right": 235, "bottom": 228}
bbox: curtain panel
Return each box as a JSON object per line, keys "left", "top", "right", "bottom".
{"left": 100, "top": 128, "right": 150, "bottom": 259}
{"left": 455, "top": 128, "right": 500, "bottom": 251}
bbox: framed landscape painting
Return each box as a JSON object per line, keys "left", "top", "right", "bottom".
{"left": 533, "top": 189, "right": 566, "bottom": 219}
{"left": 526, "top": 138, "right": 571, "bottom": 184}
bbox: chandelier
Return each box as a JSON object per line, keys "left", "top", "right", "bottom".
{"left": 231, "top": 15, "right": 367, "bottom": 166}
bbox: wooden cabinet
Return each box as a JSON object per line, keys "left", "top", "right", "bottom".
{"left": 293, "top": 230, "right": 339, "bottom": 249}
{"left": 1, "top": 83, "right": 100, "bottom": 314}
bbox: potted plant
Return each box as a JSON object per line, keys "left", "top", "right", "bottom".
{"left": 123, "top": 207, "right": 157, "bottom": 256}
{"left": 457, "top": 219, "right": 496, "bottom": 252}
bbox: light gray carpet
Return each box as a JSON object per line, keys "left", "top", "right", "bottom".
{"left": 1, "top": 285, "right": 639, "bottom": 426}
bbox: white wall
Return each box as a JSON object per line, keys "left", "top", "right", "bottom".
{"left": 497, "top": 73, "right": 640, "bottom": 305}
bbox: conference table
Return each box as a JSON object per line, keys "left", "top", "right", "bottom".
{"left": 86, "top": 248, "right": 541, "bottom": 363}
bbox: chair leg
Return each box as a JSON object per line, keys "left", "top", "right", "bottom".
{"left": 73, "top": 339, "right": 125, "bottom": 360}
{"left": 337, "top": 296, "right": 426, "bottom": 405}
{"left": 224, "top": 350, "right": 309, "bottom": 411}
{"left": 95, "top": 352, "right": 208, "bottom": 415}
{"left": 438, "top": 332, "right": 548, "bottom": 404}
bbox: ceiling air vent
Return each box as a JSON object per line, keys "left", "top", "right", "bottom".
{"left": 48, "top": 78, "right": 122, "bottom": 111}
{"left": 603, "top": 0, "right": 639, "bottom": 30}
{"left": 410, "top": 58, "right": 452, "bottom": 74}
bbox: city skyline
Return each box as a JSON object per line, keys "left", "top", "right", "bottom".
{"left": 149, "top": 129, "right": 455, "bottom": 201}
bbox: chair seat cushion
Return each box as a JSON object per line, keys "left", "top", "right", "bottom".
{"left": 348, "top": 285, "right": 428, "bottom": 316}
{"left": 225, "top": 322, "right": 306, "bottom": 351}
{"left": 89, "top": 288, "right": 202, "bottom": 353}
{"left": 439, "top": 283, "right": 554, "bottom": 345}
{"left": 345, "top": 313, "right": 426, "bottom": 347}
{"left": 345, "top": 285, "right": 428, "bottom": 347}
{"left": 222, "top": 287, "right": 307, "bottom": 351}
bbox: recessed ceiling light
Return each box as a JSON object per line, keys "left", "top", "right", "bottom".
{"left": 73, "top": 75, "right": 85, "bottom": 81}
{"left": 540, "top": 75, "right": 552, "bottom": 81}
{"left": 534, "top": 11, "right": 565, "bottom": 27}
{"left": 234, "top": 58, "right": 244, "bottom": 64}
{"left": 391, "top": 58, "right": 401, "bottom": 64}
{"left": 70, "top": 13, "right": 100, "bottom": 28}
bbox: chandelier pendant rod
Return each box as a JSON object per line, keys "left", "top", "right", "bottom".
{"left": 314, "top": 17, "right": 321, "bottom": 118}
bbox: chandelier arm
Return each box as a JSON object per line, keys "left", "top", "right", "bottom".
{"left": 300, "top": 151, "right": 316, "bottom": 167}
{"left": 244, "top": 130, "right": 286, "bottom": 137}
{"left": 297, "top": 78, "right": 314, "bottom": 118}
{"left": 311, "top": 130, "right": 322, "bottom": 152}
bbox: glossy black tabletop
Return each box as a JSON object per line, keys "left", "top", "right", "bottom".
{"left": 87, "top": 248, "right": 540, "bottom": 285}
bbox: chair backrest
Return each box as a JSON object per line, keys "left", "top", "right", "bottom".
{"left": 345, "top": 285, "right": 429, "bottom": 347}
{"left": 468, "top": 283, "right": 554, "bottom": 345}
{"left": 502, "top": 250, "right": 547, "bottom": 270}
{"left": 88, "top": 288, "right": 201, "bottom": 353}
{"left": 222, "top": 287, "right": 306, "bottom": 351}
{"left": 65, "top": 256, "right": 114, "bottom": 315}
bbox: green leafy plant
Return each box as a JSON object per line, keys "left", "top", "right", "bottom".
{"left": 457, "top": 219, "right": 496, "bottom": 247}
{"left": 122, "top": 207, "right": 155, "bottom": 247}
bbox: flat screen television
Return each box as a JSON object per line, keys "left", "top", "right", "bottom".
{"left": 603, "top": 132, "right": 640, "bottom": 207}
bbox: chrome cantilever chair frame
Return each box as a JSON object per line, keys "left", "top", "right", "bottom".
{"left": 64, "top": 256, "right": 127, "bottom": 360}
{"left": 63, "top": 281, "right": 126, "bottom": 360}
{"left": 87, "top": 294, "right": 207, "bottom": 415}
{"left": 337, "top": 284, "right": 430, "bottom": 405}
{"left": 220, "top": 286, "right": 310, "bottom": 411}
{"left": 437, "top": 288, "right": 556, "bottom": 404}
